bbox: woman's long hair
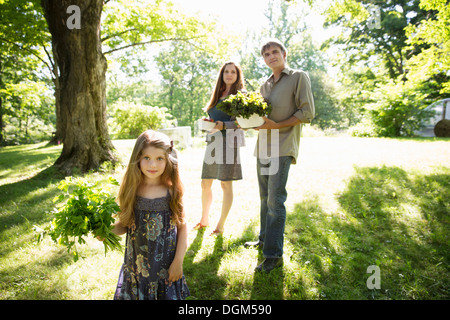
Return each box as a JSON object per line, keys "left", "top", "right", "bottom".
{"left": 117, "top": 130, "right": 184, "bottom": 227}
{"left": 204, "top": 61, "right": 245, "bottom": 112}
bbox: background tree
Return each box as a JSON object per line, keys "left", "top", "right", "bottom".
{"left": 405, "top": 0, "right": 450, "bottom": 95}
{"left": 40, "top": 0, "right": 117, "bottom": 174}
{"left": 324, "top": 0, "right": 449, "bottom": 136}
{"left": 108, "top": 101, "right": 173, "bottom": 139}
{"left": 324, "top": 0, "right": 429, "bottom": 81}
{"left": 2, "top": 76, "right": 54, "bottom": 143}
{"left": 0, "top": 0, "right": 52, "bottom": 145}
{"left": 38, "top": 0, "right": 208, "bottom": 174}
{"left": 153, "top": 39, "right": 232, "bottom": 126}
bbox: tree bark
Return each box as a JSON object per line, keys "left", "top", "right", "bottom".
{"left": 41, "top": 0, "right": 117, "bottom": 174}
{"left": 46, "top": 48, "right": 63, "bottom": 146}
{"left": 0, "top": 57, "right": 3, "bottom": 145}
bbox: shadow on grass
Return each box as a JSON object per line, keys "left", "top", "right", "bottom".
{"left": 250, "top": 265, "right": 285, "bottom": 300}
{"left": 0, "top": 143, "right": 62, "bottom": 182}
{"left": 2, "top": 143, "right": 448, "bottom": 299}
{"left": 0, "top": 166, "right": 64, "bottom": 238}
{"left": 183, "top": 221, "right": 288, "bottom": 300}
{"left": 286, "top": 165, "right": 449, "bottom": 299}
{"left": 184, "top": 218, "right": 286, "bottom": 299}
{"left": 0, "top": 247, "right": 73, "bottom": 299}
{"left": 184, "top": 165, "right": 449, "bottom": 299}
{"left": 184, "top": 228, "right": 228, "bottom": 299}
{"left": 250, "top": 234, "right": 285, "bottom": 300}
{"left": 0, "top": 145, "right": 68, "bottom": 272}
{"left": 0, "top": 145, "right": 80, "bottom": 298}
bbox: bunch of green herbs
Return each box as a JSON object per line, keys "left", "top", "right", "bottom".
{"left": 49, "top": 177, "right": 123, "bottom": 261}
{"left": 217, "top": 91, "right": 272, "bottom": 119}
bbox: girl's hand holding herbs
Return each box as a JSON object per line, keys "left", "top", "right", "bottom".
{"left": 97, "top": 221, "right": 127, "bottom": 241}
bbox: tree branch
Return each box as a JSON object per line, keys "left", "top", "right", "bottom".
{"left": 103, "top": 36, "right": 205, "bottom": 55}
{"left": 0, "top": 37, "right": 54, "bottom": 76}
{"left": 41, "top": 42, "right": 57, "bottom": 77}
{"left": 101, "top": 28, "right": 138, "bottom": 43}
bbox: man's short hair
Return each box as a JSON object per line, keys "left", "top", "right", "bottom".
{"left": 260, "top": 39, "right": 287, "bottom": 56}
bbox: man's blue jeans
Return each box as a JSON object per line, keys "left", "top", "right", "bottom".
{"left": 256, "top": 156, "right": 292, "bottom": 258}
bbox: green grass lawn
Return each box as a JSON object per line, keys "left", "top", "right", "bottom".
{"left": 0, "top": 134, "right": 449, "bottom": 300}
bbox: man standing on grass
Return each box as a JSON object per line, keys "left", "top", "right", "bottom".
{"left": 244, "top": 39, "right": 315, "bottom": 272}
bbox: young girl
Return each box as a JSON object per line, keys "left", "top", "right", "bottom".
{"left": 194, "top": 61, "right": 246, "bottom": 236}
{"left": 110, "top": 130, "right": 189, "bottom": 300}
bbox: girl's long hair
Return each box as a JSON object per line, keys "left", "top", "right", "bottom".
{"left": 204, "top": 61, "right": 245, "bottom": 112}
{"left": 117, "top": 130, "right": 184, "bottom": 227}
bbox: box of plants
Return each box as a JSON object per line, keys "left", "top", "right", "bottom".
{"left": 216, "top": 91, "right": 272, "bottom": 128}
{"left": 197, "top": 117, "right": 216, "bottom": 131}
{"left": 48, "top": 176, "right": 123, "bottom": 261}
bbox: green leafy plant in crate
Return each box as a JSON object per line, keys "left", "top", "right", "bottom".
{"left": 217, "top": 91, "right": 272, "bottom": 119}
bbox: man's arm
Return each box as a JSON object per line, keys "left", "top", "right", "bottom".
{"left": 257, "top": 71, "right": 314, "bottom": 130}
{"left": 256, "top": 115, "right": 301, "bottom": 130}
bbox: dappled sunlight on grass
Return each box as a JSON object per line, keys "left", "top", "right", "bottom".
{"left": 284, "top": 165, "right": 449, "bottom": 299}
{"left": 0, "top": 137, "right": 448, "bottom": 299}
{"left": 0, "top": 143, "right": 63, "bottom": 185}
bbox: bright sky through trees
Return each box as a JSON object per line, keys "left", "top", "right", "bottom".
{"left": 106, "top": 0, "right": 340, "bottom": 85}
{"left": 170, "top": 0, "right": 337, "bottom": 44}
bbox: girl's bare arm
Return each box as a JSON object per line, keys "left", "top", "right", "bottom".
{"left": 168, "top": 221, "right": 188, "bottom": 282}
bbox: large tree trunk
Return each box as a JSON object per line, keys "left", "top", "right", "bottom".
{"left": 0, "top": 58, "right": 3, "bottom": 145}
{"left": 41, "top": 0, "right": 117, "bottom": 174}
{"left": 47, "top": 62, "right": 63, "bottom": 145}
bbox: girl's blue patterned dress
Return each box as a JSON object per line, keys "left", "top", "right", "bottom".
{"left": 114, "top": 193, "right": 190, "bottom": 300}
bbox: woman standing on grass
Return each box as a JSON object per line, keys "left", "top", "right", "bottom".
{"left": 109, "top": 130, "right": 189, "bottom": 300}
{"left": 194, "top": 61, "right": 246, "bottom": 236}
